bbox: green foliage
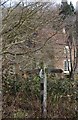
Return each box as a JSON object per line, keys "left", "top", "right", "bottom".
{"left": 32, "top": 76, "right": 40, "bottom": 96}
{"left": 3, "top": 78, "right": 22, "bottom": 95}
{"left": 14, "top": 109, "right": 28, "bottom": 118}
{"left": 3, "top": 73, "right": 77, "bottom": 118}
{"left": 23, "top": 75, "right": 40, "bottom": 99}
{"left": 47, "top": 77, "right": 75, "bottom": 103}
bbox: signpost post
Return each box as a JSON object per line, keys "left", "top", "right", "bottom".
{"left": 39, "top": 66, "right": 63, "bottom": 118}
{"left": 43, "top": 66, "right": 47, "bottom": 118}
{"left": 39, "top": 64, "right": 47, "bottom": 118}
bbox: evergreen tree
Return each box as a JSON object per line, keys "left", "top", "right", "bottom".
{"left": 70, "top": 1, "right": 75, "bottom": 12}
{"left": 59, "top": 0, "right": 75, "bottom": 19}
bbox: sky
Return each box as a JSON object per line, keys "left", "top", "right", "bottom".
{"left": 3, "top": 0, "right": 78, "bottom": 8}
{"left": 13, "top": 0, "right": 77, "bottom": 7}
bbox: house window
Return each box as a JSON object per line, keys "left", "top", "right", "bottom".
{"left": 64, "top": 59, "right": 71, "bottom": 71}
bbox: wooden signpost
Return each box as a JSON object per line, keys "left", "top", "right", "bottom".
{"left": 39, "top": 66, "right": 63, "bottom": 118}
{"left": 19, "top": 65, "right": 63, "bottom": 118}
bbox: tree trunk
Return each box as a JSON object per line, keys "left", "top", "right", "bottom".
{"left": 69, "top": 47, "right": 74, "bottom": 80}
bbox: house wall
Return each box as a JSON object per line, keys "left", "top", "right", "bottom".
{"left": 45, "top": 29, "right": 75, "bottom": 73}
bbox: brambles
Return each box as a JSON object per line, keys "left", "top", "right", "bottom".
{"left": 3, "top": 73, "right": 77, "bottom": 118}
